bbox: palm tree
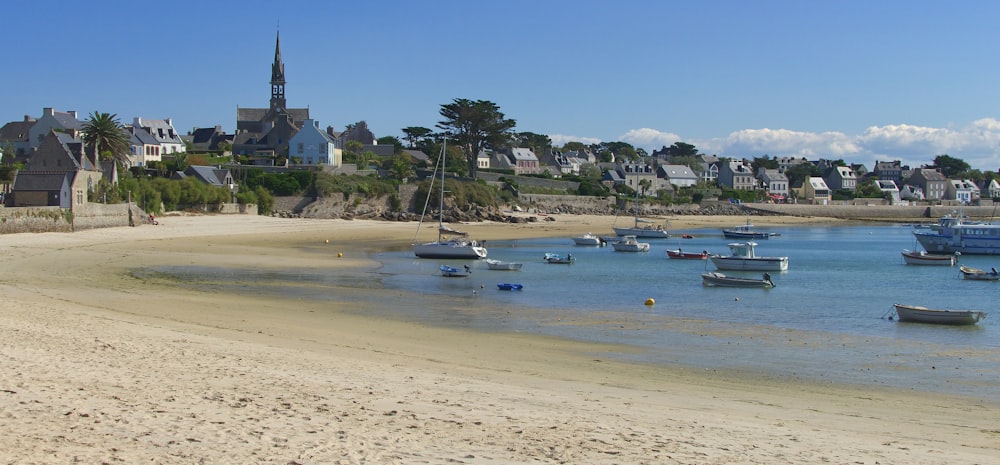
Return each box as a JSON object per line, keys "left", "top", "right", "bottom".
{"left": 81, "top": 112, "right": 130, "bottom": 168}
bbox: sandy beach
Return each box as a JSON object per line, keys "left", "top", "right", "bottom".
{"left": 1, "top": 212, "right": 997, "bottom": 464}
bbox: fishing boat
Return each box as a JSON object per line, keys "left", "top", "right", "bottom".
{"left": 543, "top": 252, "right": 575, "bottom": 264}
{"left": 611, "top": 235, "right": 650, "bottom": 252}
{"left": 612, "top": 172, "right": 670, "bottom": 238}
{"left": 572, "top": 233, "right": 606, "bottom": 246}
{"left": 722, "top": 219, "right": 779, "bottom": 239}
{"left": 496, "top": 283, "right": 524, "bottom": 291}
{"left": 701, "top": 272, "right": 775, "bottom": 288}
{"left": 413, "top": 140, "right": 488, "bottom": 259}
{"left": 892, "top": 303, "right": 987, "bottom": 326}
{"left": 913, "top": 212, "right": 1000, "bottom": 255}
{"left": 439, "top": 264, "right": 471, "bottom": 277}
{"left": 710, "top": 242, "right": 789, "bottom": 271}
{"left": 666, "top": 249, "right": 708, "bottom": 260}
{"left": 901, "top": 249, "right": 956, "bottom": 266}
{"left": 486, "top": 259, "right": 523, "bottom": 271}
{"left": 959, "top": 265, "right": 999, "bottom": 281}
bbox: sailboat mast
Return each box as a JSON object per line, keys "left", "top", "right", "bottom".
{"left": 438, "top": 140, "right": 446, "bottom": 238}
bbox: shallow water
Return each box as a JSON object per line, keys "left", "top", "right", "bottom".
{"left": 146, "top": 224, "right": 1000, "bottom": 401}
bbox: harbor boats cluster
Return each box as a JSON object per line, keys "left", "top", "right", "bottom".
{"left": 423, "top": 213, "right": 994, "bottom": 327}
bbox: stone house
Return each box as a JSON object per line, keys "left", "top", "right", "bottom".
{"left": 908, "top": 168, "right": 948, "bottom": 201}
{"left": 10, "top": 130, "right": 103, "bottom": 208}
{"left": 822, "top": 165, "right": 857, "bottom": 191}
{"left": 718, "top": 160, "right": 757, "bottom": 190}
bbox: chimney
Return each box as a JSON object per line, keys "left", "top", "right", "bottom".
{"left": 68, "top": 111, "right": 77, "bottom": 119}
{"left": 43, "top": 107, "right": 54, "bottom": 116}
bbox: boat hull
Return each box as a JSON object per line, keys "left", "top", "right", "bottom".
{"left": 701, "top": 272, "right": 774, "bottom": 288}
{"left": 572, "top": 234, "right": 604, "bottom": 246}
{"left": 667, "top": 249, "right": 708, "bottom": 259}
{"left": 497, "top": 283, "right": 523, "bottom": 291}
{"left": 723, "top": 231, "right": 775, "bottom": 239}
{"left": 913, "top": 215, "right": 1000, "bottom": 255}
{"left": 486, "top": 259, "right": 522, "bottom": 271}
{"left": 959, "top": 265, "right": 999, "bottom": 280}
{"left": 611, "top": 235, "right": 650, "bottom": 252}
{"left": 900, "top": 249, "right": 955, "bottom": 266}
{"left": 893, "top": 304, "right": 987, "bottom": 325}
{"left": 439, "top": 265, "right": 471, "bottom": 277}
{"left": 710, "top": 256, "right": 788, "bottom": 271}
{"left": 613, "top": 227, "right": 671, "bottom": 238}
{"left": 415, "top": 241, "right": 488, "bottom": 259}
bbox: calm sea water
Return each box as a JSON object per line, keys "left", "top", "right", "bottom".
{"left": 145, "top": 223, "right": 1000, "bottom": 401}
{"left": 372, "top": 224, "right": 1000, "bottom": 401}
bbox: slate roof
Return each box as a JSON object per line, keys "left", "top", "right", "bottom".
{"left": 11, "top": 171, "right": 72, "bottom": 191}
{"left": 0, "top": 120, "right": 34, "bottom": 142}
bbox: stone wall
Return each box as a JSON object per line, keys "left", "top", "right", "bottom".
{"left": 0, "top": 206, "right": 73, "bottom": 234}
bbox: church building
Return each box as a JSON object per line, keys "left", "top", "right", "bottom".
{"left": 233, "top": 32, "right": 310, "bottom": 163}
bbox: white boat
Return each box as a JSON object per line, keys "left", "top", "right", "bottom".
{"left": 572, "top": 233, "right": 606, "bottom": 246}
{"left": 722, "top": 219, "right": 779, "bottom": 239}
{"left": 611, "top": 235, "right": 650, "bottom": 252}
{"left": 543, "top": 252, "right": 575, "bottom": 264}
{"left": 612, "top": 175, "right": 670, "bottom": 238}
{"left": 413, "top": 140, "right": 487, "bottom": 260}
{"left": 892, "top": 303, "right": 987, "bottom": 326}
{"left": 710, "top": 241, "right": 788, "bottom": 271}
{"left": 901, "top": 249, "right": 955, "bottom": 266}
{"left": 959, "top": 265, "right": 999, "bottom": 281}
{"left": 439, "top": 264, "right": 471, "bottom": 277}
{"left": 701, "top": 272, "right": 775, "bottom": 288}
{"left": 486, "top": 259, "right": 523, "bottom": 271}
{"left": 913, "top": 212, "right": 1000, "bottom": 255}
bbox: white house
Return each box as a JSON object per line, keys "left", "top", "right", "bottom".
{"left": 288, "top": 119, "right": 340, "bottom": 166}
{"left": 946, "top": 179, "right": 980, "bottom": 204}
{"left": 875, "top": 179, "right": 900, "bottom": 204}
{"left": 28, "top": 108, "right": 82, "bottom": 150}
{"left": 758, "top": 168, "right": 789, "bottom": 198}
{"left": 658, "top": 164, "right": 699, "bottom": 188}
{"left": 133, "top": 117, "right": 185, "bottom": 154}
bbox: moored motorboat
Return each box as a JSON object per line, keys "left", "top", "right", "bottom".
{"left": 611, "top": 235, "right": 650, "bottom": 252}
{"left": 722, "top": 220, "right": 779, "bottom": 239}
{"left": 901, "top": 249, "right": 956, "bottom": 266}
{"left": 666, "top": 249, "right": 708, "bottom": 260}
{"left": 913, "top": 212, "right": 1000, "bottom": 255}
{"left": 543, "top": 252, "right": 575, "bottom": 264}
{"left": 892, "top": 303, "right": 987, "bottom": 325}
{"left": 486, "top": 259, "right": 523, "bottom": 271}
{"left": 710, "top": 241, "right": 788, "bottom": 271}
{"left": 497, "top": 283, "right": 524, "bottom": 291}
{"left": 701, "top": 272, "right": 775, "bottom": 288}
{"left": 439, "top": 264, "right": 472, "bottom": 277}
{"left": 959, "top": 265, "right": 999, "bottom": 281}
{"left": 572, "top": 233, "right": 606, "bottom": 246}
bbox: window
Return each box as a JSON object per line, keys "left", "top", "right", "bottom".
{"left": 297, "top": 143, "right": 304, "bottom": 154}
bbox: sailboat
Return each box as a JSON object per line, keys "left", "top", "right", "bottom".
{"left": 413, "top": 140, "right": 488, "bottom": 259}
{"left": 612, "top": 168, "right": 670, "bottom": 238}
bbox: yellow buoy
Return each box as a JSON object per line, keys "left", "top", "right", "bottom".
{"left": 325, "top": 239, "right": 329, "bottom": 244}
{"left": 644, "top": 298, "right": 655, "bottom": 306}
{"left": 337, "top": 252, "right": 343, "bottom": 258}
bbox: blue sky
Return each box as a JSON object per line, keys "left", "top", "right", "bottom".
{"left": 6, "top": 0, "right": 1000, "bottom": 171}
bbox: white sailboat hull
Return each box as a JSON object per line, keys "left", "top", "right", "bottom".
{"left": 414, "top": 240, "right": 487, "bottom": 259}
{"left": 612, "top": 226, "right": 671, "bottom": 238}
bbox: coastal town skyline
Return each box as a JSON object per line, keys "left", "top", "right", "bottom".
{"left": 6, "top": 1, "right": 1000, "bottom": 172}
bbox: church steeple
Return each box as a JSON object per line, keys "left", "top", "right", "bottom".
{"left": 270, "top": 31, "right": 286, "bottom": 110}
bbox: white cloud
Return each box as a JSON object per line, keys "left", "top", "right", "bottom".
{"left": 615, "top": 119, "right": 1000, "bottom": 171}
{"left": 548, "top": 133, "right": 603, "bottom": 147}
{"left": 618, "top": 128, "right": 683, "bottom": 150}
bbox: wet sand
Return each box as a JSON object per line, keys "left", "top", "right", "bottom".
{"left": 1, "top": 213, "right": 996, "bottom": 464}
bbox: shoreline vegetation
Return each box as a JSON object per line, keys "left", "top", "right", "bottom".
{"left": 2, "top": 213, "right": 997, "bottom": 463}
